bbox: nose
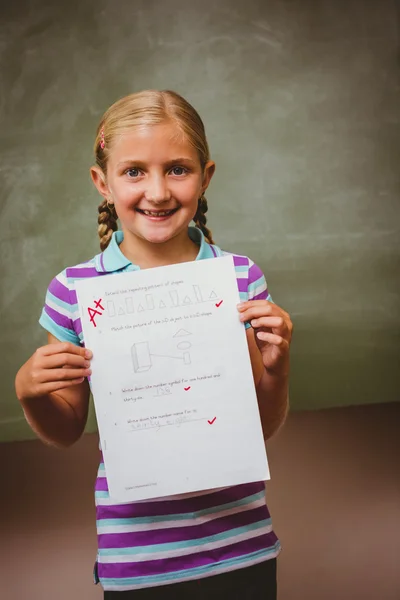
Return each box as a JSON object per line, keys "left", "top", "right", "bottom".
{"left": 144, "top": 175, "right": 171, "bottom": 204}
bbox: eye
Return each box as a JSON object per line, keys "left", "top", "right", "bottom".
{"left": 125, "top": 168, "right": 141, "bottom": 178}
{"left": 170, "top": 166, "right": 187, "bottom": 176}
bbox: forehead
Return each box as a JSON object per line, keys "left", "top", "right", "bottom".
{"left": 108, "top": 122, "right": 199, "bottom": 164}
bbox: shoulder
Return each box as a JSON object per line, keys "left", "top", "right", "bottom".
{"left": 48, "top": 255, "right": 102, "bottom": 298}
{"left": 217, "top": 248, "right": 271, "bottom": 302}
{"left": 40, "top": 254, "right": 102, "bottom": 345}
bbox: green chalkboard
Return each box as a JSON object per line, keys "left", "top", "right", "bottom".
{"left": 1, "top": 0, "right": 399, "bottom": 441}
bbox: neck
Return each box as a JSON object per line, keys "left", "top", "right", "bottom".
{"left": 119, "top": 228, "right": 199, "bottom": 269}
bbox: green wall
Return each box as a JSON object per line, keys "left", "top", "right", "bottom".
{"left": 1, "top": 0, "right": 399, "bottom": 442}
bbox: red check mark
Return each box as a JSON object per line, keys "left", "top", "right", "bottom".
{"left": 184, "top": 386, "right": 191, "bottom": 391}
{"left": 208, "top": 417, "right": 217, "bottom": 425}
{"left": 215, "top": 300, "right": 223, "bottom": 308}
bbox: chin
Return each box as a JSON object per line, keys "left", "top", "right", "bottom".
{"left": 139, "top": 223, "right": 190, "bottom": 245}
{"left": 140, "top": 230, "right": 180, "bottom": 245}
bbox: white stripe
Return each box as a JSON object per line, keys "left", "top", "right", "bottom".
{"left": 57, "top": 270, "right": 75, "bottom": 292}
{"left": 233, "top": 270, "right": 248, "bottom": 279}
{"left": 46, "top": 297, "right": 73, "bottom": 318}
{"left": 248, "top": 281, "right": 267, "bottom": 299}
{"left": 97, "top": 497, "right": 266, "bottom": 534}
{"left": 97, "top": 523, "right": 273, "bottom": 563}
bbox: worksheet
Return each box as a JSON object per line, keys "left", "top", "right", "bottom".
{"left": 75, "top": 255, "right": 269, "bottom": 502}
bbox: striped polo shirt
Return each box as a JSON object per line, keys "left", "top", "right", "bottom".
{"left": 39, "top": 227, "right": 280, "bottom": 591}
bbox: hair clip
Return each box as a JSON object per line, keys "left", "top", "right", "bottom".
{"left": 100, "top": 128, "right": 105, "bottom": 150}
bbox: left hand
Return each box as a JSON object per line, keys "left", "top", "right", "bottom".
{"left": 238, "top": 300, "right": 293, "bottom": 376}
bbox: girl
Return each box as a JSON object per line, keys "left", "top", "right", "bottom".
{"left": 15, "top": 90, "right": 292, "bottom": 599}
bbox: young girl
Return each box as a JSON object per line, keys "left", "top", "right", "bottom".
{"left": 15, "top": 90, "right": 292, "bottom": 599}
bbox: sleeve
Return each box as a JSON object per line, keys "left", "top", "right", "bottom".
{"left": 39, "top": 270, "right": 81, "bottom": 346}
{"left": 245, "top": 260, "right": 273, "bottom": 329}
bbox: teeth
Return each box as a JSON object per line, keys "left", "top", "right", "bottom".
{"left": 142, "top": 210, "right": 174, "bottom": 216}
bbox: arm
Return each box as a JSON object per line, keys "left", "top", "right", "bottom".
{"left": 240, "top": 299, "right": 292, "bottom": 440}
{"left": 246, "top": 327, "right": 289, "bottom": 440}
{"left": 15, "top": 333, "right": 92, "bottom": 448}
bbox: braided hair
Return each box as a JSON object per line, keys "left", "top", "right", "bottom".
{"left": 194, "top": 195, "right": 214, "bottom": 244}
{"left": 97, "top": 199, "right": 118, "bottom": 252}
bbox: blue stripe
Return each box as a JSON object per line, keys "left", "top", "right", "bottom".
{"left": 39, "top": 312, "right": 80, "bottom": 345}
{"left": 96, "top": 491, "right": 110, "bottom": 498}
{"left": 98, "top": 519, "right": 271, "bottom": 556}
{"left": 100, "top": 543, "right": 281, "bottom": 587}
{"left": 96, "top": 491, "right": 266, "bottom": 527}
{"left": 233, "top": 265, "right": 249, "bottom": 273}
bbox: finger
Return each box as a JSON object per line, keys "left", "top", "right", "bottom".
{"left": 250, "top": 316, "right": 288, "bottom": 335}
{"left": 41, "top": 353, "right": 91, "bottom": 370}
{"left": 256, "top": 332, "right": 290, "bottom": 349}
{"left": 239, "top": 305, "right": 283, "bottom": 322}
{"left": 39, "top": 343, "right": 93, "bottom": 359}
{"left": 238, "top": 301, "right": 290, "bottom": 320}
{"left": 38, "top": 378, "right": 86, "bottom": 394}
{"left": 36, "top": 367, "right": 92, "bottom": 384}
{"left": 237, "top": 300, "right": 273, "bottom": 313}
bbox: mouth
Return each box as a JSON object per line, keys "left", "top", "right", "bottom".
{"left": 135, "top": 207, "right": 180, "bottom": 219}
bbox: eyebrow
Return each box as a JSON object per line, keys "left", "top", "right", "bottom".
{"left": 116, "top": 158, "right": 197, "bottom": 168}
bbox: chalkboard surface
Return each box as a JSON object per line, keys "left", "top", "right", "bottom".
{"left": 1, "top": 0, "right": 399, "bottom": 441}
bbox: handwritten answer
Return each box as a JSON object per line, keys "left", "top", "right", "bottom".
{"left": 126, "top": 409, "right": 200, "bottom": 431}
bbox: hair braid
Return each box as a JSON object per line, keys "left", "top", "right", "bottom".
{"left": 194, "top": 195, "right": 214, "bottom": 244}
{"left": 98, "top": 199, "right": 118, "bottom": 251}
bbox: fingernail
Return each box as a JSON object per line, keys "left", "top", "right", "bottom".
{"left": 239, "top": 314, "right": 246, "bottom": 321}
{"left": 237, "top": 303, "right": 244, "bottom": 309}
{"left": 84, "top": 360, "right": 91, "bottom": 368}
{"left": 85, "top": 350, "right": 93, "bottom": 358}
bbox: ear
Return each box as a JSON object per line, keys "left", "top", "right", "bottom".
{"left": 201, "top": 161, "right": 216, "bottom": 194}
{"left": 90, "top": 166, "right": 110, "bottom": 199}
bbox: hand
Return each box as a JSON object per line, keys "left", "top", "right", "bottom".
{"left": 16, "top": 342, "right": 92, "bottom": 401}
{"left": 238, "top": 300, "right": 293, "bottom": 376}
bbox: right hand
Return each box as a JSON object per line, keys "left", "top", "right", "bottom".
{"left": 16, "top": 342, "right": 92, "bottom": 401}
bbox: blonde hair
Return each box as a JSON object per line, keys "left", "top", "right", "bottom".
{"left": 94, "top": 90, "right": 214, "bottom": 251}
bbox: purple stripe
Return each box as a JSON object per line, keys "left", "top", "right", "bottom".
{"left": 44, "top": 304, "right": 73, "bottom": 331}
{"left": 96, "top": 477, "right": 109, "bottom": 492}
{"left": 66, "top": 267, "right": 99, "bottom": 279}
{"left": 232, "top": 256, "right": 249, "bottom": 267}
{"left": 236, "top": 278, "right": 248, "bottom": 293}
{"left": 97, "top": 532, "right": 278, "bottom": 579}
{"left": 73, "top": 317, "right": 83, "bottom": 335}
{"left": 48, "top": 277, "right": 71, "bottom": 304}
{"left": 96, "top": 482, "right": 266, "bottom": 520}
{"left": 98, "top": 506, "right": 268, "bottom": 549}
{"left": 252, "top": 290, "right": 269, "bottom": 301}
{"left": 248, "top": 262, "right": 264, "bottom": 285}
{"left": 210, "top": 245, "right": 217, "bottom": 257}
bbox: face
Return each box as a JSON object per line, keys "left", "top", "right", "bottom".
{"left": 91, "top": 122, "right": 215, "bottom": 246}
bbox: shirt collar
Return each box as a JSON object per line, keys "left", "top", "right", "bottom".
{"left": 95, "top": 226, "right": 218, "bottom": 273}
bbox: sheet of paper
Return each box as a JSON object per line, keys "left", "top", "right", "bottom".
{"left": 75, "top": 255, "right": 269, "bottom": 502}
